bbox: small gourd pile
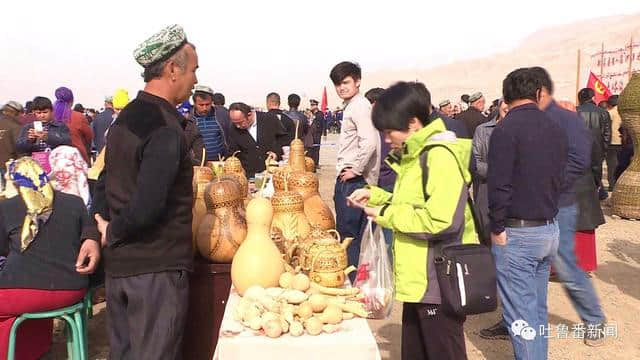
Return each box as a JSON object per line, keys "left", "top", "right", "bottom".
{"left": 233, "top": 269, "right": 369, "bottom": 338}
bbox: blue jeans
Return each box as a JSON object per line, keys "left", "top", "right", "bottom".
{"left": 334, "top": 176, "right": 368, "bottom": 282}
{"left": 493, "top": 223, "right": 559, "bottom": 360}
{"left": 554, "top": 204, "right": 606, "bottom": 326}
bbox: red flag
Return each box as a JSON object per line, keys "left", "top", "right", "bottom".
{"left": 586, "top": 71, "right": 612, "bottom": 105}
{"left": 321, "top": 86, "right": 328, "bottom": 114}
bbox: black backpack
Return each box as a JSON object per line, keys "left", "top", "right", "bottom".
{"left": 419, "top": 144, "right": 497, "bottom": 317}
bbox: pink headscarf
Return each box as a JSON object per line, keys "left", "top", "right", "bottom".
{"left": 49, "top": 146, "right": 90, "bottom": 206}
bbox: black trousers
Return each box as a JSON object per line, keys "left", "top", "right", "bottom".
{"left": 106, "top": 271, "right": 189, "bottom": 360}
{"left": 606, "top": 145, "right": 621, "bottom": 190}
{"left": 402, "top": 302, "right": 467, "bottom": 360}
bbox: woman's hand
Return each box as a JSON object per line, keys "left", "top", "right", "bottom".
{"left": 76, "top": 239, "right": 100, "bottom": 274}
{"left": 363, "top": 207, "right": 380, "bottom": 220}
{"left": 347, "top": 188, "right": 370, "bottom": 209}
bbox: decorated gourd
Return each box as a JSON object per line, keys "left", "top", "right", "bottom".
{"left": 305, "top": 229, "right": 354, "bottom": 288}
{"left": 231, "top": 196, "right": 285, "bottom": 295}
{"left": 223, "top": 151, "right": 249, "bottom": 198}
{"left": 196, "top": 177, "right": 247, "bottom": 263}
{"left": 289, "top": 121, "right": 306, "bottom": 172}
{"left": 192, "top": 165, "right": 214, "bottom": 250}
{"left": 288, "top": 172, "right": 335, "bottom": 230}
{"left": 271, "top": 174, "right": 311, "bottom": 247}
{"left": 304, "top": 154, "right": 315, "bottom": 173}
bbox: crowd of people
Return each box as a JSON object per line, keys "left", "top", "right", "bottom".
{"left": 0, "top": 23, "right": 636, "bottom": 360}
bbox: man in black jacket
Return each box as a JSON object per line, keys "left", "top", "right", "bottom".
{"left": 455, "top": 91, "right": 487, "bottom": 138}
{"left": 488, "top": 68, "right": 567, "bottom": 359}
{"left": 227, "top": 102, "right": 287, "bottom": 178}
{"left": 577, "top": 87, "right": 611, "bottom": 199}
{"left": 309, "top": 99, "right": 325, "bottom": 166}
{"left": 266, "top": 92, "right": 302, "bottom": 146}
{"left": 92, "top": 24, "right": 197, "bottom": 360}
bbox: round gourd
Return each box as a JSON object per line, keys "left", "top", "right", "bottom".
{"left": 308, "top": 294, "right": 328, "bottom": 313}
{"left": 291, "top": 273, "right": 310, "bottom": 292}
{"left": 297, "top": 302, "right": 313, "bottom": 320}
{"left": 279, "top": 272, "right": 294, "bottom": 289}
{"left": 264, "top": 320, "right": 283, "bottom": 338}
{"left": 305, "top": 317, "right": 323, "bottom": 336}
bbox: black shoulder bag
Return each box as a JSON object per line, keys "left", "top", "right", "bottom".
{"left": 419, "top": 145, "right": 497, "bottom": 317}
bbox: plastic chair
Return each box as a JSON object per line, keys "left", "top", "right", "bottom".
{"left": 7, "top": 288, "right": 94, "bottom": 360}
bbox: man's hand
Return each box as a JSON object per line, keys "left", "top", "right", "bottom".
{"left": 27, "top": 128, "right": 37, "bottom": 140}
{"left": 94, "top": 214, "right": 109, "bottom": 248}
{"left": 347, "top": 188, "right": 370, "bottom": 209}
{"left": 38, "top": 130, "right": 48, "bottom": 141}
{"left": 75, "top": 239, "right": 100, "bottom": 274}
{"left": 339, "top": 168, "right": 357, "bottom": 182}
{"left": 491, "top": 231, "right": 507, "bottom": 246}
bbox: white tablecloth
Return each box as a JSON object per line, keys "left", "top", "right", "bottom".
{"left": 213, "top": 287, "right": 382, "bottom": 360}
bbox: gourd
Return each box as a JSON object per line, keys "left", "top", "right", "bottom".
{"left": 264, "top": 320, "right": 283, "bottom": 338}
{"left": 270, "top": 173, "right": 311, "bottom": 247}
{"left": 196, "top": 177, "right": 247, "bottom": 263}
{"left": 304, "top": 317, "right": 323, "bottom": 335}
{"left": 288, "top": 173, "right": 335, "bottom": 231}
{"left": 291, "top": 273, "right": 310, "bottom": 292}
{"left": 289, "top": 321, "right": 304, "bottom": 336}
{"left": 192, "top": 157, "right": 214, "bottom": 251}
{"left": 308, "top": 294, "right": 328, "bottom": 313}
{"left": 231, "top": 196, "right": 285, "bottom": 296}
{"left": 223, "top": 151, "right": 249, "bottom": 198}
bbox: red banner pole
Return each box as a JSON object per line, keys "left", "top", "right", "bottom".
{"left": 576, "top": 49, "right": 581, "bottom": 104}
{"left": 600, "top": 42, "right": 605, "bottom": 78}
{"left": 629, "top": 37, "right": 634, "bottom": 82}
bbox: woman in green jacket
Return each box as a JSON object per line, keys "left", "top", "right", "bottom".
{"left": 348, "top": 82, "right": 477, "bottom": 360}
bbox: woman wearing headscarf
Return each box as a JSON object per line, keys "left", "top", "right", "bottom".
{"left": 49, "top": 146, "right": 90, "bottom": 206}
{"left": 0, "top": 157, "right": 100, "bottom": 359}
{"left": 54, "top": 87, "right": 93, "bottom": 165}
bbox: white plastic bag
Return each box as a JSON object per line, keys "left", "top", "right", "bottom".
{"left": 354, "top": 220, "right": 394, "bottom": 319}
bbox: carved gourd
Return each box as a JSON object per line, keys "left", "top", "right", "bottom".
{"left": 196, "top": 178, "right": 247, "bottom": 263}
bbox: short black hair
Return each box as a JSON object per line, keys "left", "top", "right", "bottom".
{"left": 529, "top": 66, "right": 554, "bottom": 94}
{"left": 32, "top": 96, "right": 53, "bottom": 111}
{"left": 578, "top": 88, "right": 595, "bottom": 105}
{"left": 266, "top": 92, "right": 280, "bottom": 105}
{"left": 142, "top": 42, "right": 194, "bottom": 83}
{"left": 371, "top": 81, "right": 431, "bottom": 131}
{"left": 25, "top": 101, "right": 33, "bottom": 113}
{"left": 212, "top": 93, "right": 225, "bottom": 106}
{"left": 330, "top": 61, "right": 361, "bottom": 85}
{"left": 608, "top": 95, "right": 619, "bottom": 107}
{"left": 193, "top": 91, "right": 213, "bottom": 102}
{"left": 228, "top": 102, "right": 252, "bottom": 117}
{"left": 288, "top": 94, "right": 301, "bottom": 108}
{"left": 364, "top": 87, "right": 385, "bottom": 104}
{"left": 73, "top": 103, "right": 84, "bottom": 112}
{"left": 502, "top": 68, "right": 540, "bottom": 104}
{"left": 461, "top": 94, "right": 470, "bottom": 104}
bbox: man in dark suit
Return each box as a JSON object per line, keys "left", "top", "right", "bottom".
{"left": 309, "top": 99, "right": 324, "bottom": 166}
{"left": 266, "top": 92, "right": 303, "bottom": 146}
{"left": 227, "top": 102, "right": 287, "bottom": 178}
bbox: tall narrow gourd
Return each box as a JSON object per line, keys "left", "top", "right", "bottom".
{"left": 289, "top": 120, "right": 306, "bottom": 172}
{"left": 192, "top": 157, "right": 214, "bottom": 251}
{"left": 231, "top": 196, "right": 285, "bottom": 296}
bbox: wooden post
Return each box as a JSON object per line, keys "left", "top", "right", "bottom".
{"left": 600, "top": 42, "right": 605, "bottom": 78}
{"left": 629, "top": 37, "right": 634, "bottom": 81}
{"left": 576, "top": 49, "right": 581, "bottom": 104}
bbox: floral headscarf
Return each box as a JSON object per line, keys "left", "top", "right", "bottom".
{"left": 7, "top": 157, "right": 54, "bottom": 252}
{"left": 49, "top": 146, "right": 90, "bottom": 206}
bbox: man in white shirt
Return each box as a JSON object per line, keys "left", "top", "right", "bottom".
{"left": 330, "top": 61, "right": 380, "bottom": 274}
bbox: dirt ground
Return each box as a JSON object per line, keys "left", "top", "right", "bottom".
{"left": 47, "top": 134, "right": 640, "bottom": 359}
